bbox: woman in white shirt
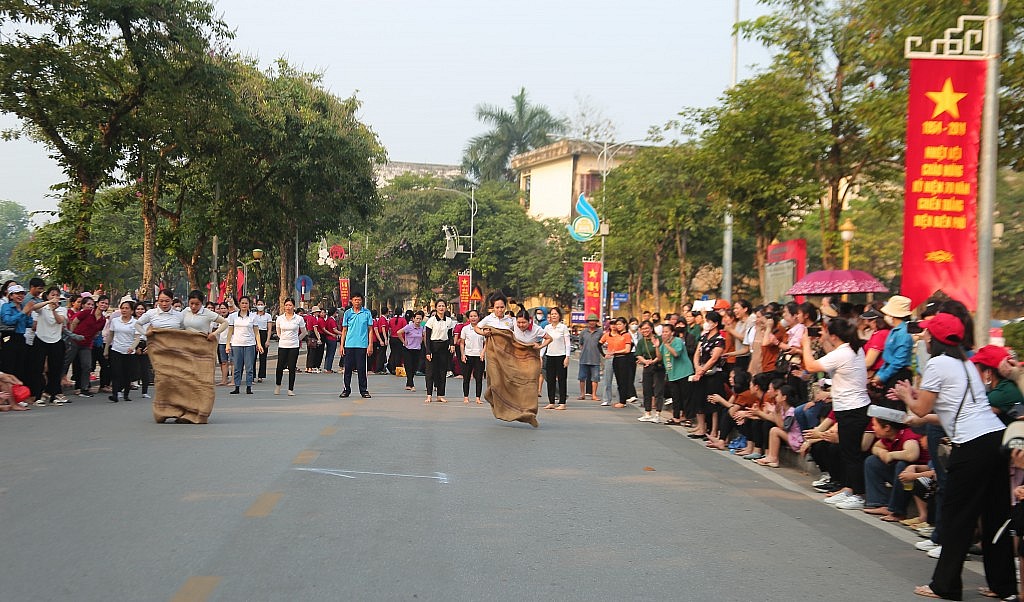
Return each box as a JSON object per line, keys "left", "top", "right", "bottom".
{"left": 542, "top": 306, "right": 572, "bottom": 410}
{"left": 424, "top": 300, "right": 457, "bottom": 403}
{"left": 31, "top": 286, "right": 68, "bottom": 405}
{"left": 226, "top": 296, "right": 264, "bottom": 394}
{"left": 458, "top": 309, "right": 486, "bottom": 405}
{"left": 893, "top": 312, "right": 1013, "bottom": 601}
{"left": 274, "top": 298, "right": 307, "bottom": 396}
{"left": 801, "top": 317, "right": 871, "bottom": 510}
{"left": 182, "top": 290, "right": 227, "bottom": 340}
{"left": 103, "top": 300, "right": 138, "bottom": 403}
{"left": 133, "top": 290, "right": 184, "bottom": 344}
{"left": 475, "top": 294, "right": 514, "bottom": 333}
{"left": 214, "top": 302, "right": 231, "bottom": 386}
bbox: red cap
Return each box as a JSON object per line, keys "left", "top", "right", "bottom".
{"left": 713, "top": 299, "right": 731, "bottom": 311}
{"left": 10, "top": 384, "right": 31, "bottom": 403}
{"left": 970, "top": 345, "right": 1011, "bottom": 369}
{"left": 919, "top": 312, "right": 964, "bottom": 345}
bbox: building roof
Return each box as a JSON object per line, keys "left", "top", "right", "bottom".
{"left": 510, "top": 139, "right": 642, "bottom": 171}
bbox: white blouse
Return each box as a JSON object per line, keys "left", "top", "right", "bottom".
{"left": 106, "top": 316, "right": 137, "bottom": 355}
{"left": 276, "top": 314, "right": 306, "bottom": 349}
{"left": 228, "top": 311, "right": 258, "bottom": 347}
{"left": 544, "top": 323, "right": 571, "bottom": 356}
{"left": 461, "top": 327, "right": 486, "bottom": 357}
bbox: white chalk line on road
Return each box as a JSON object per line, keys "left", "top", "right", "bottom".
{"left": 294, "top": 467, "right": 450, "bottom": 484}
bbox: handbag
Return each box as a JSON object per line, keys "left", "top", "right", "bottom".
{"left": 774, "top": 352, "right": 797, "bottom": 374}
{"left": 937, "top": 361, "right": 978, "bottom": 469}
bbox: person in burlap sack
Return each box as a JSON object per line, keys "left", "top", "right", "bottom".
{"left": 476, "top": 309, "right": 552, "bottom": 428}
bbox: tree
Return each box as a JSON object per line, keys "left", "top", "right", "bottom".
{"left": 690, "top": 70, "right": 825, "bottom": 299}
{"left": 0, "top": 0, "right": 229, "bottom": 287}
{"left": 0, "top": 200, "right": 32, "bottom": 272}
{"left": 463, "top": 88, "right": 568, "bottom": 182}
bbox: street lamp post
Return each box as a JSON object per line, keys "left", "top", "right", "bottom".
{"left": 839, "top": 219, "right": 856, "bottom": 302}
{"left": 239, "top": 248, "right": 264, "bottom": 298}
{"left": 435, "top": 186, "right": 477, "bottom": 308}
{"left": 595, "top": 139, "right": 644, "bottom": 321}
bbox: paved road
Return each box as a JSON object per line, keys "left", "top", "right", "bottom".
{"left": 0, "top": 356, "right": 989, "bottom": 601}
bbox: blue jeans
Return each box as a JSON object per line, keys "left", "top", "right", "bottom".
{"left": 601, "top": 358, "right": 614, "bottom": 401}
{"left": 232, "top": 345, "right": 257, "bottom": 387}
{"left": 323, "top": 340, "right": 339, "bottom": 371}
{"left": 864, "top": 455, "right": 911, "bottom": 513}
{"left": 794, "top": 401, "right": 822, "bottom": 431}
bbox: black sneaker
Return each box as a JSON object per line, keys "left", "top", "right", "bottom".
{"left": 79, "top": 390, "right": 94, "bottom": 398}
{"left": 339, "top": 391, "right": 351, "bottom": 398}
{"left": 107, "top": 395, "right": 119, "bottom": 403}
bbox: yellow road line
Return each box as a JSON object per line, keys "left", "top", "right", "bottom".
{"left": 170, "top": 576, "right": 221, "bottom": 602}
{"left": 292, "top": 450, "right": 320, "bottom": 465}
{"left": 339, "top": 411, "right": 354, "bottom": 417}
{"left": 244, "top": 492, "right": 283, "bottom": 517}
{"left": 320, "top": 426, "right": 338, "bottom": 436}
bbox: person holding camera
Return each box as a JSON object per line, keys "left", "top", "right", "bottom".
{"left": 871, "top": 295, "right": 915, "bottom": 390}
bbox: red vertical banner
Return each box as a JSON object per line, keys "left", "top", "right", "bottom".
{"left": 901, "top": 58, "right": 986, "bottom": 310}
{"left": 458, "top": 273, "right": 471, "bottom": 314}
{"left": 338, "top": 278, "right": 350, "bottom": 309}
{"left": 583, "top": 260, "right": 602, "bottom": 319}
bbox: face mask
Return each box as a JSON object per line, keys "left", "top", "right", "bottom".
{"left": 257, "top": 305, "right": 265, "bottom": 311}
{"left": 702, "top": 322, "right": 712, "bottom": 333}
{"left": 629, "top": 324, "right": 638, "bottom": 332}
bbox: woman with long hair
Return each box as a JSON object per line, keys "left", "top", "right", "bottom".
{"left": 690, "top": 311, "right": 727, "bottom": 439}
{"left": 542, "top": 306, "right": 571, "bottom": 410}
{"left": 802, "top": 318, "right": 872, "bottom": 511}
{"left": 103, "top": 300, "right": 138, "bottom": 403}
{"left": 424, "top": 300, "right": 457, "bottom": 403}
{"left": 252, "top": 299, "right": 273, "bottom": 382}
{"left": 225, "top": 295, "right": 264, "bottom": 395}
{"left": 635, "top": 319, "right": 665, "bottom": 422}
{"left": 65, "top": 296, "right": 106, "bottom": 397}
{"left": 893, "top": 313, "right": 1014, "bottom": 600}
{"left": 214, "top": 302, "right": 231, "bottom": 386}
{"left": 274, "top": 298, "right": 307, "bottom": 396}
{"left": 458, "top": 308, "right": 486, "bottom": 405}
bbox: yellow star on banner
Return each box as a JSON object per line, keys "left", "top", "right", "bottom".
{"left": 587, "top": 269, "right": 598, "bottom": 279}
{"left": 925, "top": 78, "right": 968, "bottom": 119}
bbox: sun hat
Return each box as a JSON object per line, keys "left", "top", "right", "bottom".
{"left": 80, "top": 291, "right": 93, "bottom": 299}
{"left": 310, "top": 306, "right": 321, "bottom": 312}
{"left": 1003, "top": 422, "right": 1024, "bottom": 450}
{"left": 821, "top": 302, "right": 839, "bottom": 318}
{"left": 970, "top": 345, "right": 1011, "bottom": 370}
{"left": 6, "top": 284, "right": 26, "bottom": 294}
{"left": 919, "top": 312, "right": 964, "bottom": 345}
{"left": 859, "top": 309, "right": 883, "bottom": 321}
{"left": 880, "top": 295, "right": 913, "bottom": 318}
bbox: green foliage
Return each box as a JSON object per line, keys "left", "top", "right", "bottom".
{"left": 1003, "top": 322, "right": 1024, "bottom": 353}
{"left": 0, "top": 200, "right": 32, "bottom": 272}
{"left": 463, "top": 88, "right": 568, "bottom": 182}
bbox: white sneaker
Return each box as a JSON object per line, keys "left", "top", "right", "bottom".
{"left": 651, "top": 414, "right": 662, "bottom": 424}
{"left": 274, "top": 386, "right": 281, "bottom": 395}
{"left": 915, "top": 540, "right": 940, "bottom": 552}
{"left": 638, "top": 414, "right": 653, "bottom": 422}
{"left": 287, "top": 390, "right": 295, "bottom": 396}
{"left": 600, "top": 401, "right": 611, "bottom": 406}
{"left": 823, "top": 491, "right": 852, "bottom": 505}
{"left": 663, "top": 398, "right": 673, "bottom": 406}
{"left": 835, "top": 495, "right": 866, "bottom": 510}
{"left": 626, "top": 396, "right": 638, "bottom": 403}
{"left": 142, "top": 393, "right": 151, "bottom": 399}
{"left": 927, "top": 545, "right": 943, "bottom": 559}
{"left": 812, "top": 473, "right": 832, "bottom": 488}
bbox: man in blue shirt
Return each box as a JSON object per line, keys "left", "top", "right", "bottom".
{"left": 1, "top": 284, "right": 34, "bottom": 384}
{"left": 339, "top": 293, "right": 374, "bottom": 398}
{"left": 872, "top": 295, "right": 915, "bottom": 389}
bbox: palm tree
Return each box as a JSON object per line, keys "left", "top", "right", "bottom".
{"left": 463, "top": 87, "right": 568, "bottom": 182}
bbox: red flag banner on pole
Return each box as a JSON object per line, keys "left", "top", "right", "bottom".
{"left": 901, "top": 58, "right": 986, "bottom": 310}
{"left": 458, "top": 273, "right": 471, "bottom": 314}
{"left": 583, "top": 260, "right": 602, "bottom": 320}
{"left": 338, "top": 278, "right": 350, "bottom": 309}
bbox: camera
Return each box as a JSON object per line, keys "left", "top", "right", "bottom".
{"left": 906, "top": 320, "right": 923, "bottom": 334}
{"left": 807, "top": 325, "right": 821, "bottom": 338}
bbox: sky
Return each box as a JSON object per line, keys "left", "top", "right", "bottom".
{"left": 0, "top": 0, "right": 772, "bottom": 218}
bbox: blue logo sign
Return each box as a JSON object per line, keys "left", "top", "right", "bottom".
{"left": 567, "top": 193, "right": 600, "bottom": 242}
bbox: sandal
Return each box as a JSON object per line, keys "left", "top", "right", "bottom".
{"left": 755, "top": 458, "right": 779, "bottom": 468}
{"left": 880, "top": 514, "right": 906, "bottom": 522}
{"left": 577, "top": 395, "right": 586, "bottom": 400}
{"left": 475, "top": 399, "right": 483, "bottom": 404}
{"left": 438, "top": 397, "right": 448, "bottom": 403}
{"left": 913, "top": 585, "right": 941, "bottom": 599}
{"left": 979, "top": 587, "right": 1000, "bottom": 599}
{"left": 544, "top": 404, "right": 556, "bottom": 410}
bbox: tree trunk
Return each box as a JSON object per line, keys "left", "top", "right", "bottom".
{"left": 139, "top": 194, "right": 158, "bottom": 300}
{"left": 225, "top": 239, "right": 238, "bottom": 301}
{"left": 72, "top": 178, "right": 99, "bottom": 290}
{"left": 756, "top": 234, "right": 770, "bottom": 304}
{"left": 675, "top": 230, "right": 689, "bottom": 305}
{"left": 651, "top": 244, "right": 662, "bottom": 314}
{"left": 278, "top": 238, "right": 289, "bottom": 309}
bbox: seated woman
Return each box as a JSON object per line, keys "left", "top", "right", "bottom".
{"left": 801, "top": 412, "right": 841, "bottom": 491}
{"left": 755, "top": 385, "right": 804, "bottom": 468}
{"left": 897, "top": 462, "right": 937, "bottom": 530}
{"left": 862, "top": 417, "right": 927, "bottom": 520}
{"left": 706, "top": 370, "right": 755, "bottom": 451}
{"left": 732, "top": 373, "right": 781, "bottom": 461}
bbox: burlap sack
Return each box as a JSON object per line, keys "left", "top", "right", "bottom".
{"left": 481, "top": 328, "right": 540, "bottom": 428}
{"left": 147, "top": 328, "right": 217, "bottom": 424}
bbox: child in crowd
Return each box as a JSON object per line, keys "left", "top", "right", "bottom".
{"left": 862, "top": 417, "right": 927, "bottom": 520}
{"left": 755, "top": 384, "right": 804, "bottom": 468}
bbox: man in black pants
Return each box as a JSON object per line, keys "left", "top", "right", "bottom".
{"left": 339, "top": 293, "right": 373, "bottom": 398}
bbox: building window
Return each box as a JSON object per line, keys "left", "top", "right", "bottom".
{"left": 581, "top": 173, "right": 602, "bottom": 197}
{"left": 522, "top": 175, "right": 531, "bottom": 211}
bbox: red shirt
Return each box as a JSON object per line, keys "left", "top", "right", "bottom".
{"left": 864, "top": 328, "right": 890, "bottom": 371}
{"left": 73, "top": 310, "right": 106, "bottom": 348}
{"left": 388, "top": 315, "right": 408, "bottom": 337}
{"left": 323, "top": 317, "right": 338, "bottom": 342}
{"left": 880, "top": 427, "right": 930, "bottom": 464}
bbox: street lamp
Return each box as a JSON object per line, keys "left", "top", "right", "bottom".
{"left": 595, "top": 139, "right": 644, "bottom": 321}
{"left": 239, "top": 248, "right": 263, "bottom": 297}
{"left": 839, "top": 219, "right": 856, "bottom": 302}
{"left": 435, "top": 186, "right": 477, "bottom": 308}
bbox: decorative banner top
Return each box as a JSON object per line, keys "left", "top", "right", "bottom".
{"left": 905, "top": 15, "right": 993, "bottom": 60}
